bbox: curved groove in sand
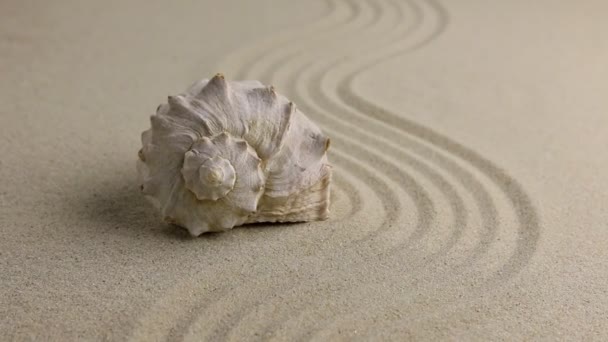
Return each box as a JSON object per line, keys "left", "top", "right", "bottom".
{"left": 261, "top": 0, "right": 386, "bottom": 84}
{"left": 291, "top": 65, "right": 436, "bottom": 241}
{"left": 337, "top": 0, "right": 539, "bottom": 286}
{"left": 294, "top": 2, "right": 435, "bottom": 244}
{"left": 300, "top": 0, "right": 498, "bottom": 262}
{"left": 223, "top": 0, "right": 346, "bottom": 80}
{"left": 301, "top": 0, "right": 539, "bottom": 337}
{"left": 332, "top": 171, "right": 364, "bottom": 218}
{"left": 237, "top": 0, "right": 361, "bottom": 81}
{"left": 299, "top": 0, "right": 498, "bottom": 264}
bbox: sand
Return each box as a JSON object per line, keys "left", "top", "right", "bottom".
{"left": 1, "top": 0, "right": 607, "bottom": 340}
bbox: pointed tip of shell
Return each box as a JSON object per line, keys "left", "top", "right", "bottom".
{"left": 198, "top": 73, "right": 229, "bottom": 97}
{"left": 210, "top": 73, "right": 228, "bottom": 87}
{"left": 167, "top": 94, "right": 189, "bottom": 110}
{"left": 282, "top": 101, "right": 295, "bottom": 129}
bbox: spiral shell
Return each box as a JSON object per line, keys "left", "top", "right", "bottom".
{"left": 137, "top": 74, "right": 331, "bottom": 236}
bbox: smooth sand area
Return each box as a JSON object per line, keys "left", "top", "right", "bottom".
{"left": 1, "top": 0, "right": 607, "bottom": 340}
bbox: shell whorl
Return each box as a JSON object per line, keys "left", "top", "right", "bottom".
{"left": 182, "top": 154, "right": 236, "bottom": 201}
{"left": 181, "top": 132, "right": 265, "bottom": 211}
{"left": 137, "top": 74, "right": 331, "bottom": 236}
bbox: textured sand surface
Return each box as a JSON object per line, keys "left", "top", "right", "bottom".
{"left": 2, "top": 0, "right": 608, "bottom": 340}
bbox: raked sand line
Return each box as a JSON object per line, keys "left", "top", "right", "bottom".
{"left": 309, "top": 0, "right": 500, "bottom": 264}
{"left": 236, "top": 0, "right": 366, "bottom": 82}
{"left": 303, "top": 0, "right": 496, "bottom": 258}
{"left": 294, "top": 0, "right": 425, "bottom": 243}
{"left": 332, "top": 172, "right": 364, "bottom": 218}
{"left": 335, "top": 0, "right": 539, "bottom": 286}
{"left": 292, "top": 70, "right": 435, "bottom": 241}
{"left": 305, "top": 1, "right": 539, "bottom": 338}
{"left": 227, "top": 0, "right": 358, "bottom": 81}
{"left": 261, "top": 0, "right": 401, "bottom": 84}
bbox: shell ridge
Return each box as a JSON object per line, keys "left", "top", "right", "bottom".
{"left": 248, "top": 168, "right": 331, "bottom": 223}
{"left": 269, "top": 101, "right": 294, "bottom": 159}
{"left": 150, "top": 113, "right": 202, "bottom": 143}
{"left": 196, "top": 73, "right": 235, "bottom": 117}
{"left": 159, "top": 175, "right": 186, "bottom": 221}
{"left": 166, "top": 95, "right": 214, "bottom": 136}
{"left": 242, "top": 88, "right": 294, "bottom": 160}
{"left": 189, "top": 97, "right": 235, "bottom": 136}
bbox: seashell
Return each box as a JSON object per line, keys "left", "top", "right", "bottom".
{"left": 137, "top": 74, "right": 332, "bottom": 236}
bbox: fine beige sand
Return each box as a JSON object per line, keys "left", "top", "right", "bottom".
{"left": 2, "top": 0, "right": 607, "bottom": 340}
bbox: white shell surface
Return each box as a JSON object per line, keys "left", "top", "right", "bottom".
{"left": 137, "top": 74, "right": 331, "bottom": 236}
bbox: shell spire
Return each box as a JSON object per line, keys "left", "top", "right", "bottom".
{"left": 137, "top": 74, "right": 331, "bottom": 236}
{"left": 167, "top": 95, "right": 189, "bottom": 111}
{"left": 201, "top": 73, "right": 229, "bottom": 96}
